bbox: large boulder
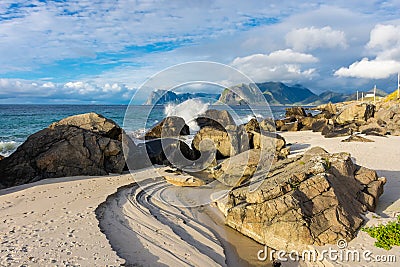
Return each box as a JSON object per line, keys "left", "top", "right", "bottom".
{"left": 192, "top": 125, "right": 249, "bottom": 159}
{"left": 217, "top": 147, "right": 386, "bottom": 251}
{"left": 145, "top": 116, "right": 190, "bottom": 140}
{"left": 0, "top": 113, "right": 126, "bottom": 188}
{"left": 50, "top": 112, "right": 122, "bottom": 140}
{"left": 336, "top": 103, "right": 375, "bottom": 125}
{"left": 196, "top": 109, "right": 236, "bottom": 129}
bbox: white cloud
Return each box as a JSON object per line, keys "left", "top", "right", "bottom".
{"left": 0, "top": 78, "right": 134, "bottom": 103}
{"left": 335, "top": 58, "right": 400, "bottom": 79}
{"left": 335, "top": 23, "right": 400, "bottom": 79}
{"left": 231, "top": 49, "right": 318, "bottom": 81}
{"left": 286, "top": 26, "right": 347, "bottom": 51}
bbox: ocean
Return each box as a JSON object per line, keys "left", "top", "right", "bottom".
{"left": 0, "top": 104, "right": 292, "bottom": 157}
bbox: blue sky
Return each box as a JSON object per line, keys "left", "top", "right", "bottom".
{"left": 1, "top": 0, "right": 400, "bottom": 104}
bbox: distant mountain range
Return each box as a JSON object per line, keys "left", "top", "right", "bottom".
{"left": 144, "top": 82, "right": 388, "bottom": 105}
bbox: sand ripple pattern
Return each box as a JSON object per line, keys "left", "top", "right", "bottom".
{"left": 96, "top": 178, "right": 227, "bottom": 267}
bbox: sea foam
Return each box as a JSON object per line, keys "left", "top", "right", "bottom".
{"left": 164, "top": 99, "right": 209, "bottom": 132}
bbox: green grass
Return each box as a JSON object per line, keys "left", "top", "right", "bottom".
{"left": 362, "top": 216, "right": 400, "bottom": 250}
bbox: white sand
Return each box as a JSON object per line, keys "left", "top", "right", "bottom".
{"left": 0, "top": 174, "right": 133, "bottom": 266}
{"left": 281, "top": 131, "right": 400, "bottom": 266}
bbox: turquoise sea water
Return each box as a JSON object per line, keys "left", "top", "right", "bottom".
{"left": 0, "top": 104, "right": 291, "bottom": 156}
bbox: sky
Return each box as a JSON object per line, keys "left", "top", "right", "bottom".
{"left": 1, "top": 0, "right": 400, "bottom": 104}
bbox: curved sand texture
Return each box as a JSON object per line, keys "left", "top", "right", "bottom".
{"left": 96, "top": 178, "right": 226, "bottom": 266}
{"left": 281, "top": 131, "right": 400, "bottom": 266}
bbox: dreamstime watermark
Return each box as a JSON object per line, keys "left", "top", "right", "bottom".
{"left": 257, "top": 239, "right": 397, "bottom": 264}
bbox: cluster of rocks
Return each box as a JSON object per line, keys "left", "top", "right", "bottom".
{"left": 216, "top": 147, "right": 386, "bottom": 251}
{"left": 0, "top": 113, "right": 127, "bottom": 188}
{"left": 275, "top": 101, "right": 400, "bottom": 139}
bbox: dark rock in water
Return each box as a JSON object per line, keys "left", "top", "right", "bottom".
{"left": 341, "top": 135, "right": 374, "bottom": 142}
{"left": 323, "top": 127, "right": 352, "bottom": 138}
{"left": 0, "top": 155, "right": 4, "bottom": 161}
{"left": 217, "top": 147, "right": 386, "bottom": 251}
{"left": 196, "top": 109, "right": 236, "bottom": 130}
{"left": 0, "top": 113, "right": 127, "bottom": 188}
{"left": 285, "top": 106, "right": 306, "bottom": 118}
{"left": 145, "top": 116, "right": 190, "bottom": 140}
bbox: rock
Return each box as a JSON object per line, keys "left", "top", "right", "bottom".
{"left": 275, "top": 120, "right": 285, "bottom": 131}
{"left": 145, "top": 116, "right": 190, "bottom": 140}
{"left": 336, "top": 103, "right": 375, "bottom": 125}
{"left": 280, "top": 121, "right": 301, "bottom": 132}
{"left": 311, "top": 119, "right": 329, "bottom": 132}
{"left": 359, "top": 122, "right": 387, "bottom": 136}
{"left": 49, "top": 112, "right": 122, "bottom": 140}
{"left": 212, "top": 149, "right": 264, "bottom": 187}
{"left": 218, "top": 147, "right": 386, "bottom": 252}
{"left": 285, "top": 106, "right": 306, "bottom": 118}
{"left": 159, "top": 168, "right": 206, "bottom": 187}
{"left": 141, "top": 138, "right": 195, "bottom": 166}
{"left": 323, "top": 102, "right": 338, "bottom": 115}
{"left": 323, "top": 127, "right": 352, "bottom": 138}
{"left": 341, "top": 135, "right": 374, "bottom": 143}
{"left": 251, "top": 131, "right": 289, "bottom": 159}
{"left": 299, "top": 117, "right": 315, "bottom": 130}
{"left": 259, "top": 118, "right": 276, "bottom": 132}
{"left": 0, "top": 155, "right": 4, "bottom": 161}
{"left": 192, "top": 125, "right": 249, "bottom": 159}
{"left": 244, "top": 118, "right": 260, "bottom": 133}
{"left": 0, "top": 113, "right": 127, "bottom": 188}
{"left": 196, "top": 109, "right": 236, "bottom": 130}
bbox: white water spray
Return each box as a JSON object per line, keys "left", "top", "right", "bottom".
{"left": 164, "top": 99, "right": 209, "bottom": 132}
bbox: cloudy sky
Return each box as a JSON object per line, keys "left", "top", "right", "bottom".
{"left": 1, "top": 0, "right": 400, "bottom": 104}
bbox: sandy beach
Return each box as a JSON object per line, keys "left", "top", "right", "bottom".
{"left": 0, "top": 131, "right": 399, "bottom": 266}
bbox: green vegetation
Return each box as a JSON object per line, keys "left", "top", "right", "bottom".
{"left": 323, "top": 158, "right": 331, "bottom": 171}
{"left": 362, "top": 216, "right": 400, "bottom": 250}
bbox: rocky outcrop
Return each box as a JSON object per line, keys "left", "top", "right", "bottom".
{"left": 145, "top": 116, "right": 190, "bottom": 140}
{"left": 217, "top": 147, "right": 386, "bottom": 251}
{"left": 336, "top": 103, "right": 375, "bottom": 125}
{"left": 0, "top": 113, "right": 126, "bottom": 188}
